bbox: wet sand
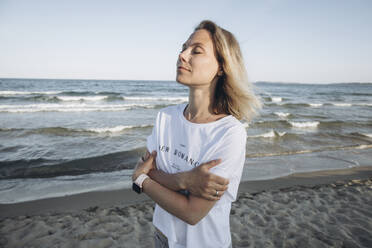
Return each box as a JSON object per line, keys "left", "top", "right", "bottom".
{"left": 1, "top": 166, "right": 372, "bottom": 248}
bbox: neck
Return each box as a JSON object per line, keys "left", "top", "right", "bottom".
{"left": 185, "top": 83, "right": 217, "bottom": 122}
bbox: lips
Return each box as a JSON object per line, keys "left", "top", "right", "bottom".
{"left": 177, "top": 66, "right": 191, "bottom": 72}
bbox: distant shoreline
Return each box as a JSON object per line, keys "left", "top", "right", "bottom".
{"left": 1, "top": 77, "right": 371, "bottom": 84}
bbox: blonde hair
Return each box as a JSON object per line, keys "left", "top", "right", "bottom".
{"left": 195, "top": 20, "right": 261, "bottom": 121}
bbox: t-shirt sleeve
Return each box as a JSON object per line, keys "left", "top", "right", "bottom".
{"left": 209, "top": 125, "right": 247, "bottom": 202}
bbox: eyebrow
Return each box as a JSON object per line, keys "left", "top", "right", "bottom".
{"left": 182, "top": 42, "right": 205, "bottom": 50}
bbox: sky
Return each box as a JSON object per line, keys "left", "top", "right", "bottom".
{"left": 0, "top": 0, "right": 371, "bottom": 83}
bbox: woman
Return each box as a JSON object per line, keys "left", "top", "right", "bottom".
{"left": 132, "top": 20, "right": 261, "bottom": 248}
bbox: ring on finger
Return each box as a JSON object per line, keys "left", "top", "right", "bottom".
{"left": 215, "top": 190, "right": 219, "bottom": 197}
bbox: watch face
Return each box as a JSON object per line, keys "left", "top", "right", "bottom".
{"left": 132, "top": 182, "right": 142, "bottom": 194}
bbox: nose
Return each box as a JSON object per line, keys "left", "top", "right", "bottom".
{"left": 178, "top": 49, "right": 188, "bottom": 63}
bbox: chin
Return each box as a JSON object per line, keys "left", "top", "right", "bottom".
{"left": 176, "top": 75, "right": 190, "bottom": 86}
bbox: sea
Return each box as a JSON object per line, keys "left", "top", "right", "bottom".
{"left": 0, "top": 78, "right": 371, "bottom": 203}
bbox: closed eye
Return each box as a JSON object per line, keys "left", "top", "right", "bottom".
{"left": 180, "top": 44, "right": 203, "bottom": 54}
{"left": 193, "top": 46, "right": 203, "bottom": 54}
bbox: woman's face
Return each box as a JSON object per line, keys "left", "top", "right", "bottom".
{"left": 176, "top": 29, "right": 220, "bottom": 87}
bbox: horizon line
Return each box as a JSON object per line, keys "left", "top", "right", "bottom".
{"left": 0, "top": 77, "right": 371, "bottom": 85}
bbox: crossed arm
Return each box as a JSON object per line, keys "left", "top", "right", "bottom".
{"left": 132, "top": 150, "right": 229, "bottom": 225}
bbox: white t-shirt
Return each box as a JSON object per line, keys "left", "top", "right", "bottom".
{"left": 147, "top": 103, "right": 247, "bottom": 248}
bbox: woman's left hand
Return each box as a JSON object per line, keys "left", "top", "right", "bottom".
{"left": 132, "top": 150, "right": 157, "bottom": 181}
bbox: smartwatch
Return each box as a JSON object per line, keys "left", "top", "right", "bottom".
{"left": 132, "top": 174, "right": 149, "bottom": 194}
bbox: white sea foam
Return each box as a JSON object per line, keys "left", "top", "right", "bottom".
{"left": 274, "top": 112, "right": 290, "bottom": 118}
{"left": 123, "top": 96, "right": 188, "bottom": 102}
{"left": 309, "top": 103, "right": 323, "bottom": 107}
{"left": 332, "top": 103, "right": 352, "bottom": 107}
{"left": 356, "top": 103, "right": 372, "bottom": 106}
{"left": 57, "top": 96, "right": 108, "bottom": 101}
{"left": 361, "top": 133, "right": 372, "bottom": 138}
{"left": 86, "top": 124, "right": 152, "bottom": 133}
{"left": 355, "top": 144, "right": 372, "bottom": 149}
{"left": 270, "top": 97, "right": 282, "bottom": 102}
{"left": 289, "top": 121, "right": 320, "bottom": 128}
{"left": 248, "top": 130, "right": 286, "bottom": 138}
{"left": 0, "top": 103, "right": 152, "bottom": 113}
{"left": 0, "top": 91, "right": 60, "bottom": 95}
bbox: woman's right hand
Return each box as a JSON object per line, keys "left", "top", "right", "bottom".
{"left": 132, "top": 150, "right": 157, "bottom": 182}
{"left": 184, "top": 159, "right": 229, "bottom": 201}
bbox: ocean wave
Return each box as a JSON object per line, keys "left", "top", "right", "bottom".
{"left": 0, "top": 103, "right": 155, "bottom": 113}
{"left": 318, "top": 120, "right": 372, "bottom": 129}
{"left": 348, "top": 92, "right": 372, "bottom": 96}
{"left": 269, "top": 102, "right": 327, "bottom": 108}
{"left": 246, "top": 149, "right": 315, "bottom": 158}
{"left": 248, "top": 130, "right": 287, "bottom": 138}
{"left": 0, "top": 94, "right": 189, "bottom": 104}
{"left": 252, "top": 120, "right": 289, "bottom": 128}
{"left": 0, "top": 127, "right": 20, "bottom": 132}
{"left": 356, "top": 103, "right": 372, "bottom": 107}
{"left": 57, "top": 96, "right": 109, "bottom": 101}
{"left": 270, "top": 97, "right": 282, "bottom": 102}
{"left": 1, "top": 143, "right": 371, "bottom": 180}
{"left": 360, "top": 133, "right": 372, "bottom": 138}
{"left": 355, "top": 144, "right": 372, "bottom": 149}
{"left": 274, "top": 112, "right": 291, "bottom": 118}
{"left": 3, "top": 125, "right": 154, "bottom": 136}
{"left": 86, "top": 124, "right": 153, "bottom": 133}
{"left": 0, "top": 91, "right": 60, "bottom": 95}
{"left": 58, "top": 91, "right": 101, "bottom": 96}
{"left": 248, "top": 119, "right": 369, "bottom": 129}
{"left": 246, "top": 143, "right": 372, "bottom": 158}
{"left": 273, "top": 103, "right": 309, "bottom": 108}
{"left": 309, "top": 103, "right": 323, "bottom": 107}
{"left": 331, "top": 103, "right": 352, "bottom": 107}
{"left": 0, "top": 148, "right": 146, "bottom": 179}
{"left": 317, "top": 91, "right": 372, "bottom": 96}
{"left": 307, "top": 102, "right": 371, "bottom": 108}
{"left": 122, "top": 96, "right": 188, "bottom": 102}
{"left": 289, "top": 121, "right": 320, "bottom": 128}
{"left": 267, "top": 102, "right": 367, "bottom": 108}
{"left": 349, "top": 132, "right": 372, "bottom": 141}
{"left": 0, "top": 94, "right": 135, "bottom": 103}
{"left": 296, "top": 114, "right": 328, "bottom": 119}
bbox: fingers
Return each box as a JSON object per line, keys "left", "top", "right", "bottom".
{"left": 202, "top": 159, "right": 222, "bottom": 169}
{"left": 141, "top": 150, "right": 150, "bottom": 161}
{"left": 140, "top": 150, "right": 157, "bottom": 164}
{"left": 203, "top": 188, "right": 226, "bottom": 201}
{"left": 199, "top": 181, "right": 228, "bottom": 201}
{"left": 213, "top": 174, "right": 229, "bottom": 186}
{"left": 147, "top": 150, "right": 157, "bottom": 161}
{"left": 211, "top": 181, "right": 228, "bottom": 192}
{"left": 205, "top": 173, "right": 229, "bottom": 188}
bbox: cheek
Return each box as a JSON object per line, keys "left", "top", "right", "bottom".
{"left": 192, "top": 58, "right": 219, "bottom": 81}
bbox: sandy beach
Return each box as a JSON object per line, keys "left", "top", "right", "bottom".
{"left": 1, "top": 166, "right": 372, "bottom": 248}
